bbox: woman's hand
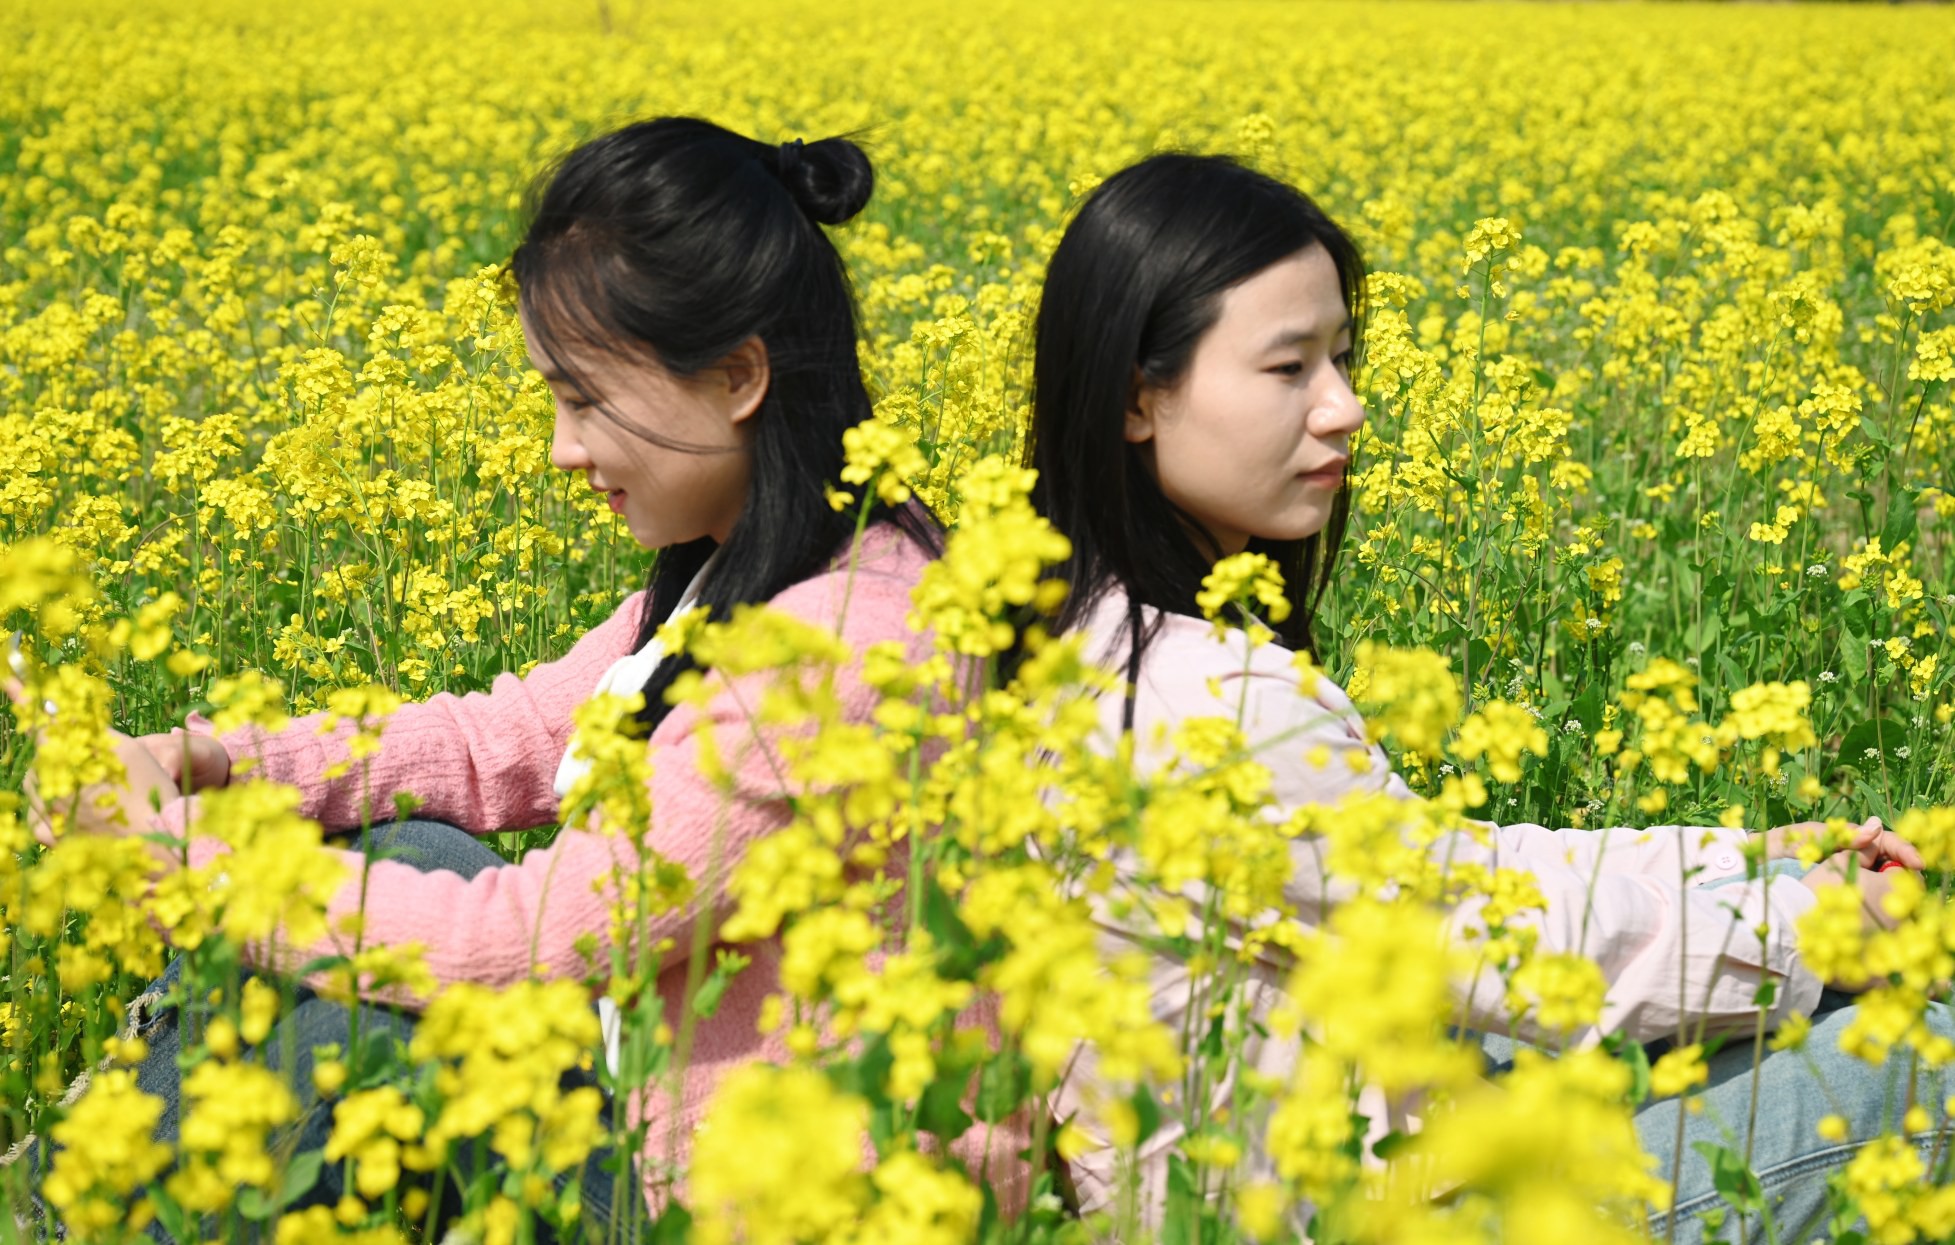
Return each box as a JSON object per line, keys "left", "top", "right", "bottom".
{"left": 136, "top": 727, "right": 233, "bottom": 793}
{"left": 1797, "top": 854, "right": 1899, "bottom": 922}
{"left": 6, "top": 676, "right": 182, "bottom": 848}
{"left": 22, "top": 730, "right": 181, "bottom": 848}
{"left": 1766, "top": 817, "right": 1923, "bottom": 871}
{"left": 1798, "top": 856, "right": 1904, "bottom": 993}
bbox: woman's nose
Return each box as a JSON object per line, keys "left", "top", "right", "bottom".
{"left": 549, "top": 410, "right": 588, "bottom": 472}
{"left": 1311, "top": 371, "right": 1367, "bottom": 435}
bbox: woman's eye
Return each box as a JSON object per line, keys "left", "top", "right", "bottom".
{"left": 1270, "top": 361, "right": 1304, "bottom": 377}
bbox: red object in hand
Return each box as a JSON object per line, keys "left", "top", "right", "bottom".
{"left": 1877, "top": 859, "right": 1908, "bottom": 873}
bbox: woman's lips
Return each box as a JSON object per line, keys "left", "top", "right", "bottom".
{"left": 607, "top": 490, "right": 627, "bottom": 514}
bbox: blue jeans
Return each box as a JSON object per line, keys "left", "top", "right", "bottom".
{"left": 119, "top": 820, "right": 631, "bottom": 1241}
{"left": 1480, "top": 1002, "right": 1953, "bottom": 1242}
{"left": 1636, "top": 1001, "right": 1955, "bottom": 1243}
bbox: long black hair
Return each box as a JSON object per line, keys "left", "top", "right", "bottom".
{"left": 1025, "top": 153, "right": 1365, "bottom": 672}
{"left": 511, "top": 117, "right": 938, "bottom": 730}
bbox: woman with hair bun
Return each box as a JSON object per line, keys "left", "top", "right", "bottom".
{"left": 20, "top": 117, "right": 1025, "bottom": 1229}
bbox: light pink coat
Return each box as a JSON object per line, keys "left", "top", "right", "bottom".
{"left": 156, "top": 526, "right": 1030, "bottom": 1214}
{"left": 1057, "top": 587, "right": 1821, "bottom": 1217}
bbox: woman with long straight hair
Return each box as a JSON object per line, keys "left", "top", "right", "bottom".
{"left": 14, "top": 117, "right": 1024, "bottom": 1229}
{"left": 1024, "top": 152, "right": 1935, "bottom": 1241}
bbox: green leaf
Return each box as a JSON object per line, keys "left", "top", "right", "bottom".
{"left": 648, "top": 1203, "right": 694, "bottom": 1245}
{"left": 1603, "top": 1033, "right": 1652, "bottom": 1106}
{"left": 690, "top": 948, "right": 751, "bottom": 1020}
{"left": 1717, "top": 654, "right": 1745, "bottom": 697}
{"left": 616, "top": 991, "right": 673, "bottom": 1085}
{"left": 1161, "top": 1154, "right": 1202, "bottom": 1245}
{"left": 974, "top": 1179, "right": 1001, "bottom": 1243}
{"left": 238, "top": 1148, "right": 325, "bottom": 1220}
{"left": 1693, "top": 1140, "right": 1764, "bottom": 1213}
{"left": 1859, "top": 413, "right": 1892, "bottom": 451}
{"left": 867, "top": 1101, "right": 900, "bottom": 1154}
{"left": 1129, "top": 1084, "right": 1163, "bottom": 1147}
{"left": 1832, "top": 717, "right": 1908, "bottom": 776}
{"left": 1838, "top": 629, "right": 1868, "bottom": 674}
{"left": 1882, "top": 497, "right": 1920, "bottom": 552}
{"left": 1199, "top": 1010, "right": 1227, "bottom": 1061}
{"left": 1684, "top": 612, "right": 1721, "bottom": 652}
{"left": 915, "top": 1067, "right": 976, "bottom": 1140}
{"left": 352, "top": 1027, "right": 407, "bottom": 1084}
{"left": 1841, "top": 589, "right": 1873, "bottom": 643}
{"left": 282, "top": 1148, "right": 325, "bottom": 1207}
{"left": 920, "top": 872, "right": 995, "bottom": 981}
{"left": 1571, "top": 683, "right": 1605, "bottom": 734}
{"left": 827, "top": 1032, "right": 894, "bottom": 1108}
{"left": 974, "top": 1049, "right": 1031, "bottom": 1124}
{"left": 292, "top": 953, "right": 353, "bottom": 979}
{"left": 149, "top": 1187, "right": 191, "bottom": 1242}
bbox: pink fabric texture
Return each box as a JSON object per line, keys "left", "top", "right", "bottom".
{"left": 155, "top": 524, "right": 1030, "bottom": 1215}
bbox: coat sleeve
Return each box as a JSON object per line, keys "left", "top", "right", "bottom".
{"left": 1488, "top": 820, "right": 1758, "bottom": 885}
{"left": 186, "top": 593, "right": 645, "bottom": 835}
{"left": 1221, "top": 661, "right": 1824, "bottom": 1043}
{"left": 172, "top": 570, "right": 923, "bottom": 1000}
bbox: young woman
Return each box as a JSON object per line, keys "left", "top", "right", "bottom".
{"left": 1024, "top": 153, "right": 1939, "bottom": 1240}
{"left": 14, "top": 118, "right": 1025, "bottom": 1227}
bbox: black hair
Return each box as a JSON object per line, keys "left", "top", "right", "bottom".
{"left": 1024, "top": 152, "right": 1365, "bottom": 676}
{"left": 510, "top": 117, "right": 939, "bottom": 730}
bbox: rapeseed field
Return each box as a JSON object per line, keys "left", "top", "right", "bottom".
{"left": 4, "top": 0, "right": 1955, "bottom": 1241}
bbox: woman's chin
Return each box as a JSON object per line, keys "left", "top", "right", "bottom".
{"left": 1255, "top": 507, "right": 1336, "bottom": 544}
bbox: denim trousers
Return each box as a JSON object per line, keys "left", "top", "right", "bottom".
{"left": 36, "top": 820, "right": 632, "bottom": 1242}
{"left": 1483, "top": 1000, "right": 1953, "bottom": 1243}
{"left": 1635, "top": 1000, "right": 1954, "bottom": 1243}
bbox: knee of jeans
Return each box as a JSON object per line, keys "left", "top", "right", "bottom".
{"left": 364, "top": 819, "right": 502, "bottom": 879}
{"left": 275, "top": 997, "right": 415, "bottom": 1078}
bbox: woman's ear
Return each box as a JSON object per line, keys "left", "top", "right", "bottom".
{"left": 1125, "top": 368, "right": 1157, "bottom": 444}
{"left": 715, "top": 336, "right": 772, "bottom": 426}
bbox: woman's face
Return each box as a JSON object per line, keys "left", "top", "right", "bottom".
{"left": 522, "top": 308, "right": 763, "bottom": 550}
{"left": 1128, "top": 244, "right": 1364, "bottom": 558}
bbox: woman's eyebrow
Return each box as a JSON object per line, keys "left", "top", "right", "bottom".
{"left": 1258, "top": 316, "right": 1355, "bottom": 352}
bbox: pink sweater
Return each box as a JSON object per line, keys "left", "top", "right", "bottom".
{"left": 157, "top": 525, "right": 1030, "bottom": 1213}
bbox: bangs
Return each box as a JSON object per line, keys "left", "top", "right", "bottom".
{"left": 511, "top": 237, "right": 732, "bottom": 457}
{"left": 514, "top": 230, "right": 660, "bottom": 380}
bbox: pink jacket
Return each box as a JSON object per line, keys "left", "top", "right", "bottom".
{"left": 1057, "top": 588, "right": 1822, "bottom": 1217}
{"left": 157, "top": 525, "right": 1030, "bottom": 1214}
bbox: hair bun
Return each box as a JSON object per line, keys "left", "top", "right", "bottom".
{"left": 771, "top": 135, "right": 874, "bottom": 226}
